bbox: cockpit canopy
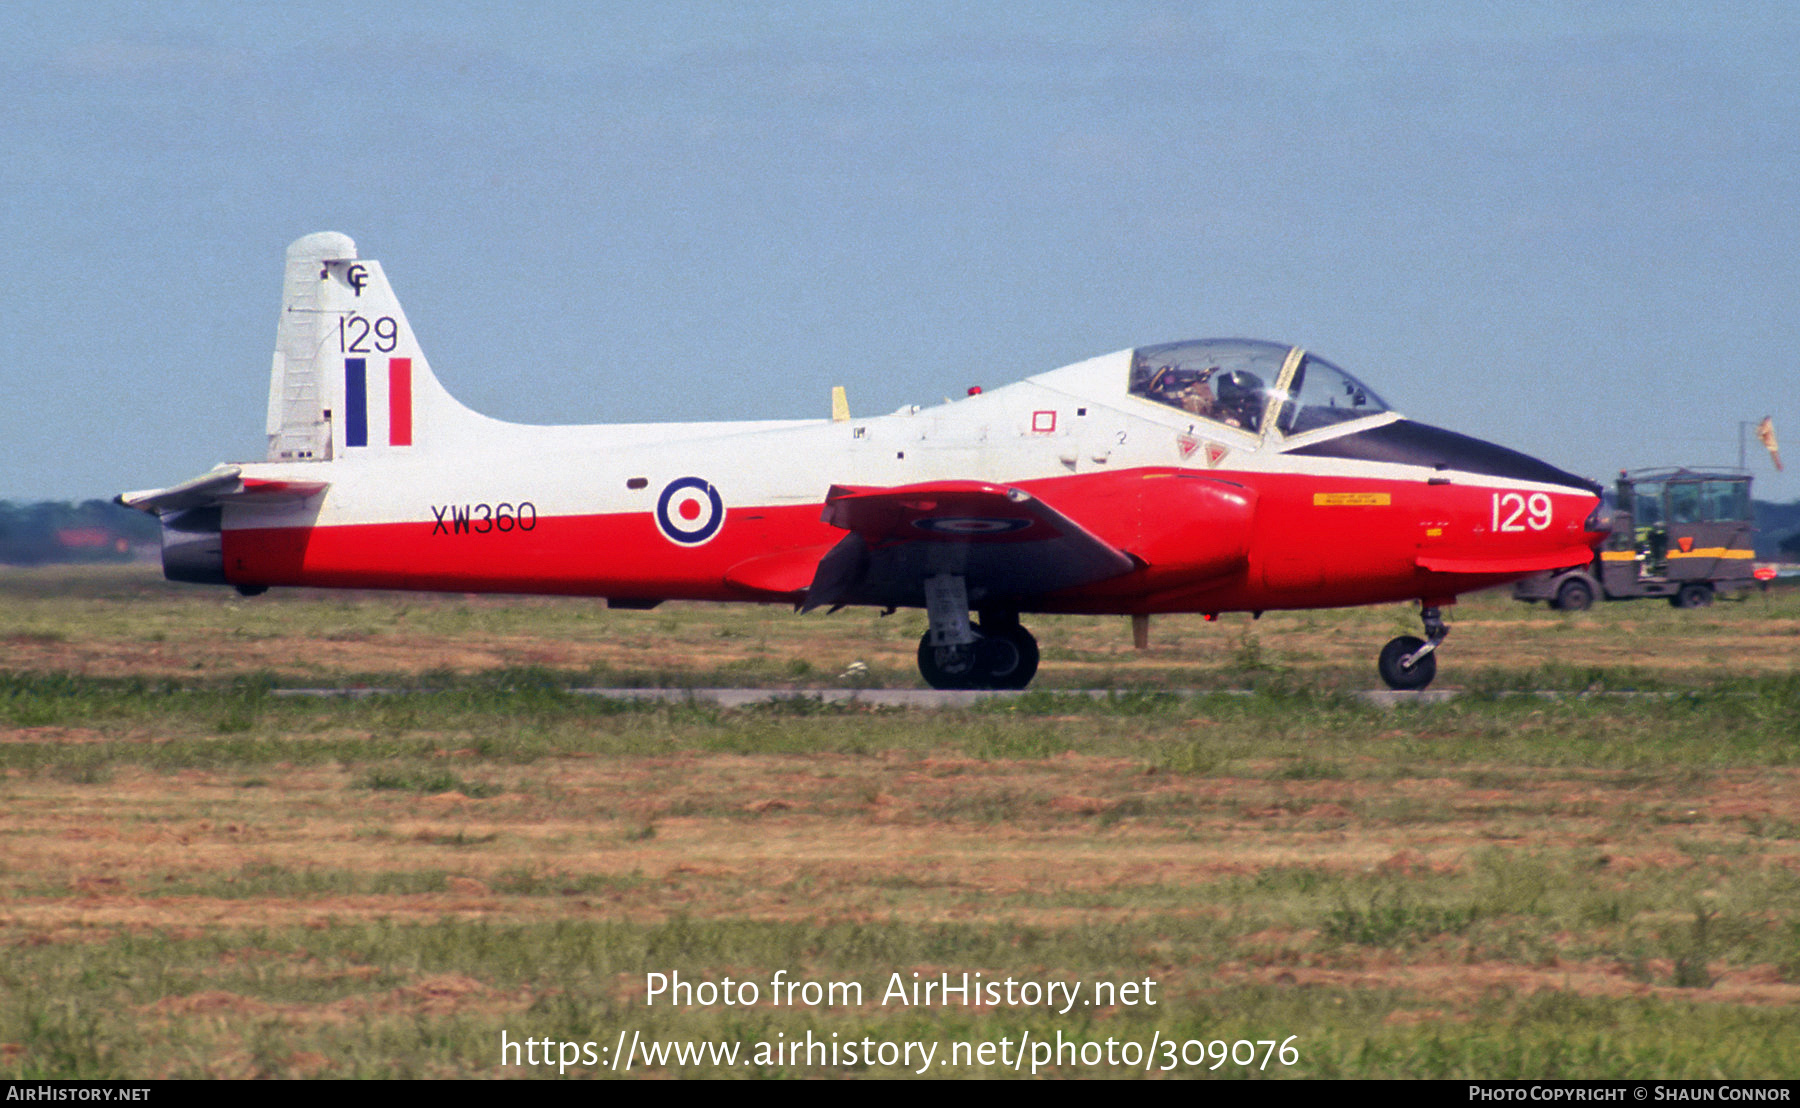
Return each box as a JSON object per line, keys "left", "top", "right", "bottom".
{"left": 1129, "top": 339, "right": 1390, "bottom": 438}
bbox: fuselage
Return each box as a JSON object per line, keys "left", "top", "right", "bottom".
{"left": 122, "top": 235, "right": 1609, "bottom": 693}
{"left": 213, "top": 346, "right": 1604, "bottom": 615}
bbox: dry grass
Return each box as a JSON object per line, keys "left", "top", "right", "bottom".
{"left": 2, "top": 566, "right": 1798, "bottom": 1078}
{"left": 4, "top": 563, "right": 1798, "bottom": 687}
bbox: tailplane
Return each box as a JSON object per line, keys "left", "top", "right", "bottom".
{"left": 267, "top": 232, "right": 471, "bottom": 461}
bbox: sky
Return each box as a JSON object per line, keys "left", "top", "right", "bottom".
{"left": 2, "top": 2, "right": 1796, "bottom": 503}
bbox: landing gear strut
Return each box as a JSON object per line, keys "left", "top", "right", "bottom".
{"left": 1377, "top": 605, "right": 1449, "bottom": 691}
{"left": 915, "top": 575, "right": 1040, "bottom": 690}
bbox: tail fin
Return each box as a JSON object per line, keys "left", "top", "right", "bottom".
{"left": 266, "top": 232, "right": 472, "bottom": 461}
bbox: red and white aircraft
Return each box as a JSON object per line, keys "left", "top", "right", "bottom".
{"left": 121, "top": 233, "right": 1608, "bottom": 690}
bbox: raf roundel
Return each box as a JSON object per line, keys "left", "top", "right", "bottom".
{"left": 655, "top": 477, "right": 725, "bottom": 546}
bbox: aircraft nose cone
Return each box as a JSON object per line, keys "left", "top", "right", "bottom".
{"left": 1287, "top": 419, "right": 1602, "bottom": 495}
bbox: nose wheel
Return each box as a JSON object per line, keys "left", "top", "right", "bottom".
{"left": 1378, "top": 606, "right": 1449, "bottom": 691}
{"left": 918, "top": 622, "right": 1040, "bottom": 690}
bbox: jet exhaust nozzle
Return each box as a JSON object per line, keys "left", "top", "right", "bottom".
{"left": 160, "top": 507, "right": 227, "bottom": 585}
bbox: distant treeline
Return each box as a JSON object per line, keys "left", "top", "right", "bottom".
{"left": 0, "top": 500, "right": 161, "bottom": 565}
{"left": 1765, "top": 500, "right": 1800, "bottom": 560}
{"left": 3, "top": 496, "right": 1798, "bottom": 565}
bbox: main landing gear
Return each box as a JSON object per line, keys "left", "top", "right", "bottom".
{"left": 917, "top": 621, "right": 1040, "bottom": 690}
{"left": 915, "top": 574, "right": 1040, "bottom": 690}
{"left": 1377, "top": 604, "right": 1450, "bottom": 691}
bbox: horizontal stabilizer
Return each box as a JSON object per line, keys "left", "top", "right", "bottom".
{"left": 803, "top": 480, "right": 1136, "bottom": 611}
{"left": 117, "top": 466, "right": 328, "bottom": 514}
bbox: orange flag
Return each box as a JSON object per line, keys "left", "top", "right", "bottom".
{"left": 1756, "top": 416, "right": 1782, "bottom": 471}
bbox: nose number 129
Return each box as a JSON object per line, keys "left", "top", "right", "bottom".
{"left": 1493, "top": 491, "right": 1552, "bottom": 532}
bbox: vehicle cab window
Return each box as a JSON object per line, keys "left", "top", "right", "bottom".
{"left": 1668, "top": 483, "right": 1701, "bottom": 525}
{"left": 1633, "top": 482, "right": 1664, "bottom": 526}
{"left": 1701, "top": 479, "right": 1750, "bottom": 522}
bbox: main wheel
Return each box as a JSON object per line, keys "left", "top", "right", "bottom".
{"left": 916, "top": 624, "right": 1041, "bottom": 690}
{"left": 1378, "top": 635, "right": 1437, "bottom": 691}
{"left": 975, "top": 624, "right": 1039, "bottom": 689}
{"left": 918, "top": 633, "right": 978, "bottom": 690}
{"left": 1671, "top": 583, "right": 1713, "bottom": 609}
{"left": 1552, "top": 577, "right": 1595, "bottom": 612}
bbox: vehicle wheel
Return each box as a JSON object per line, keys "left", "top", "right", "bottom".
{"left": 1672, "top": 583, "right": 1714, "bottom": 609}
{"left": 1377, "top": 635, "right": 1437, "bottom": 691}
{"left": 917, "top": 633, "right": 976, "bottom": 690}
{"left": 976, "top": 624, "right": 1039, "bottom": 689}
{"left": 1552, "top": 577, "right": 1594, "bottom": 612}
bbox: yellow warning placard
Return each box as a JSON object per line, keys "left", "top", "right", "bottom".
{"left": 1313, "top": 492, "right": 1391, "bottom": 507}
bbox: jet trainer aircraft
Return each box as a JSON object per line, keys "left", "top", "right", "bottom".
{"left": 121, "top": 233, "right": 1608, "bottom": 690}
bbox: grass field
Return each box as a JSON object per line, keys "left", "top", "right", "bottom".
{"left": 2, "top": 566, "right": 1798, "bottom": 1078}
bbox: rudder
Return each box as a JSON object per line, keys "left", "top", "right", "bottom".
{"left": 266, "top": 232, "right": 469, "bottom": 461}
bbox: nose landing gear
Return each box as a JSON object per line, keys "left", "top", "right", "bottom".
{"left": 1378, "top": 605, "right": 1450, "bottom": 691}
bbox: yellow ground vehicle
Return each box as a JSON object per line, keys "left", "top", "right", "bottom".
{"left": 1513, "top": 468, "right": 1755, "bottom": 610}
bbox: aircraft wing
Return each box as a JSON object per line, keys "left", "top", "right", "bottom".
{"left": 117, "top": 466, "right": 329, "bottom": 514}
{"left": 801, "top": 480, "right": 1137, "bottom": 612}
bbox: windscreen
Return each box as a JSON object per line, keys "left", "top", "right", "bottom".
{"left": 1274, "top": 353, "right": 1390, "bottom": 436}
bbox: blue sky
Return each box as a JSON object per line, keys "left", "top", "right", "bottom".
{"left": 3, "top": 2, "right": 1796, "bottom": 502}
